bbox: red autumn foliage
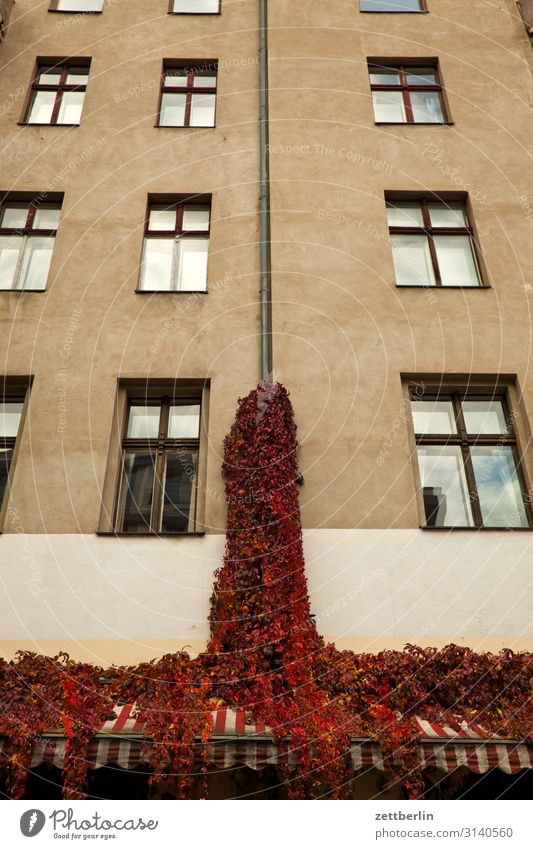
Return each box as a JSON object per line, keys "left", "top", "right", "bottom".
{"left": 0, "top": 383, "right": 531, "bottom": 798}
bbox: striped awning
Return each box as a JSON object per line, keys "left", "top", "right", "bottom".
{"left": 1, "top": 705, "right": 531, "bottom": 775}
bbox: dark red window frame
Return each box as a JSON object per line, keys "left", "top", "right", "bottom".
{"left": 144, "top": 196, "right": 212, "bottom": 239}
{"left": 25, "top": 59, "right": 90, "bottom": 125}
{"left": 410, "top": 387, "right": 532, "bottom": 530}
{"left": 116, "top": 395, "right": 202, "bottom": 534}
{"left": 369, "top": 60, "right": 448, "bottom": 123}
{"left": 158, "top": 61, "right": 217, "bottom": 128}
{"left": 387, "top": 196, "right": 484, "bottom": 287}
{"left": 0, "top": 196, "right": 61, "bottom": 239}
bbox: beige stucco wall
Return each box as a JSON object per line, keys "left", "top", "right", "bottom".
{"left": 1, "top": 1, "right": 533, "bottom": 661}
{"left": 0, "top": 0, "right": 261, "bottom": 537}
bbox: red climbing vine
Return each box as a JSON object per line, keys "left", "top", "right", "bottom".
{"left": 0, "top": 383, "right": 531, "bottom": 799}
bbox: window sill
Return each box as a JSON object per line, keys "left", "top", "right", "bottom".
{"left": 396, "top": 284, "right": 490, "bottom": 290}
{"left": 154, "top": 124, "right": 216, "bottom": 129}
{"left": 18, "top": 122, "right": 81, "bottom": 127}
{"left": 0, "top": 288, "right": 46, "bottom": 293}
{"left": 48, "top": 9, "right": 103, "bottom": 13}
{"left": 420, "top": 525, "right": 532, "bottom": 532}
{"left": 96, "top": 531, "right": 206, "bottom": 537}
{"left": 375, "top": 121, "right": 454, "bottom": 126}
{"left": 134, "top": 289, "right": 208, "bottom": 294}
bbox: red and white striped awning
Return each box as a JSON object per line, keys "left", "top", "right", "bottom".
{"left": 1, "top": 706, "right": 531, "bottom": 776}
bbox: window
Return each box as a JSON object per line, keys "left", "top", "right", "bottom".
{"left": 115, "top": 397, "right": 201, "bottom": 533}
{"left": 139, "top": 197, "right": 210, "bottom": 292}
{"left": 386, "top": 196, "right": 483, "bottom": 287}
{"left": 50, "top": 1, "right": 103, "bottom": 10}
{"left": 369, "top": 61, "right": 447, "bottom": 123}
{"left": 0, "top": 195, "right": 62, "bottom": 291}
{"left": 24, "top": 60, "right": 90, "bottom": 125}
{"left": 409, "top": 387, "right": 531, "bottom": 529}
{"left": 360, "top": 0, "right": 424, "bottom": 10}
{"left": 0, "top": 378, "right": 27, "bottom": 507}
{"left": 170, "top": 0, "right": 220, "bottom": 12}
{"left": 158, "top": 62, "right": 217, "bottom": 127}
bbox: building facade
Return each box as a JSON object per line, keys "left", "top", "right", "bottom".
{"left": 1, "top": 0, "right": 533, "bottom": 668}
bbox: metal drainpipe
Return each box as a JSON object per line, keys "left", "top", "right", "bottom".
{"left": 259, "top": 0, "right": 273, "bottom": 383}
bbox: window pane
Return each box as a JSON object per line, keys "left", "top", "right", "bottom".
{"left": 0, "top": 402, "right": 23, "bottom": 437}
{"left": 406, "top": 68, "right": 438, "bottom": 85}
{"left": 117, "top": 451, "right": 155, "bottom": 532}
{"left": 193, "top": 74, "right": 217, "bottom": 88}
{"left": 190, "top": 93, "right": 216, "bottom": 126}
{"left": 462, "top": 401, "right": 508, "bottom": 435}
{"left": 471, "top": 446, "right": 529, "bottom": 528}
{"left": 417, "top": 446, "right": 474, "bottom": 527}
{"left": 410, "top": 90, "right": 444, "bottom": 123}
{"left": 38, "top": 69, "right": 61, "bottom": 85}
{"left": 428, "top": 202, "right": 467, "bottom": 228}
{"left": 372, "top": 90, "right": 406, "bottom": 121}
{"left": 361, "top": 0, "right": 422, "bottom": 9}
{"left": 369, "top": 68, "right": 401, "bottom": 85}
{"left": 434, "top": 235, "right": 481, "bottom": 286}
{"left": 386, "top": 202, "right": 424, "bottom": 227}
{"left": 57, "top": 90, "right": 85, "bottom": 124}
{"left": 56, "top": 0, "right": 104, "bottom": 9}
{"left": 17, "top": 236, "right": 54, "bottom": 291}
{"left": 27, "top": 90, "right": 56, "bottom": 124}
{"left": 0, "top": 448, "right": 14, "bottom": 508}
{"left": 66, "top": 68, "right": 90, "bottom": 85}
{"left": 172, "top": 0, "right": 219, "bottom": 11}
{"left": 0, "top": 236, "right": 23, "bottom": 288}
{"left": 390, "top": 234, "right": 435, "bottom": 286}
{"left": 148, "top": 206, "right": 177, "bottom": 231}
{"left": 168, "top": 404, "right": 201, "bottom": 438}
{"left": 159, "top": 93, "right": 187, "bottom": 126}
{"left": 126, "top": 406, "right": 161, "bottom": 439}
{"left": 177, "top": 237, "right": 209, "bottom": 291}
{"left": 1, "top": 205, "right": 29, "bottom": 229}
{"left": 160, "top": 451, "right": 198, "bottom": 533}
{"left": 182, "top": 206, "right": 210, "bottom": 232}
{"left": 33, "top": 205, "right": 61, "bottom": 230}
{"left": 411, "top": 400, "right": 457, "bottom": 435}
{"left": 164, "top": 72, "right": 188, "bottom": 87}
{"left": 139, "top": 238, "right": 174, "bottom": 290}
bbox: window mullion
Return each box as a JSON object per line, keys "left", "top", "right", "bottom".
{"left": 427, "top": 236, "right": 442, "bottom": 286}
{"left": 51, "top": 89, "right": 63, "bottom": 124}
{"left": 151, "top": 448, "right": 166, "bottom": 533}
{"left": 454, "top": 395, "right": 482, "bottom": 527}
{"left": 184, "top": 89, "right": 193, "bottom": 127}
{"left": 13, "top": 236, "right": 28, "bottom": 290}
{"left": 403, "top": 88, "right": 413, "bottom": 123}
{"left": 51, "top": 66, "right": 69, "bottom": 124}
{"left": 26, "top": 201, "right": 36, "bottom": 230}
{"left": 421, "top": 201, "right": 441, "bottom": 285}
{"left": 462, "top": 445, "right": 483, "bottom": 527}
{"left": 176, "top": 204, "right": 184, "bottom": 233}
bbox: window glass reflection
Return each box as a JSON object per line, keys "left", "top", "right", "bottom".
{"left": 462, "top": 401, "right": 508, "bottom": 435}
{"left": 126, "top": 406, "right": 161, "bottom": 439}
{"left": 471, "top": 446, "right": 529, "bottom": 528}
{"left": 411, "top": 400, "right": 457, "bottom": 435}
{"left": 417, "top": 445, "right": 473, "bottom": 527}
